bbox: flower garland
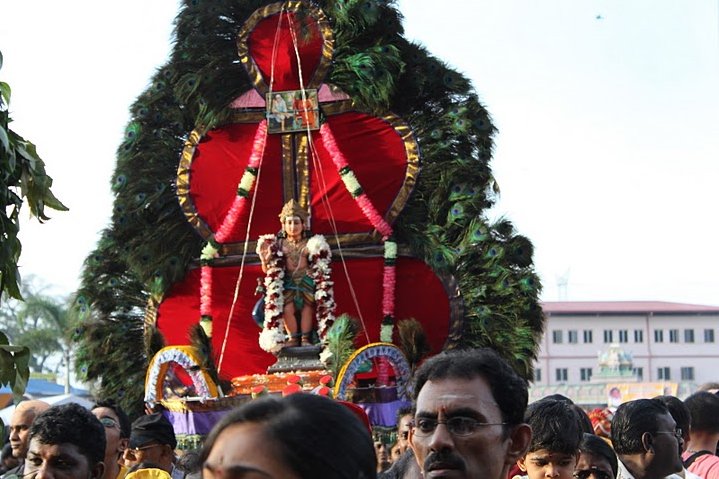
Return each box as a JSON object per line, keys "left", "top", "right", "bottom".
{"left": 307, "top": 235, "right": 335, "bottom": 341}
{"left": 199, "top": 120, "right": 267, "bottom": 337}
{"left": 256, "top": 234, "right": 287, "bottom": 354}
{"left": 319, "top": 123, "right": 392, "bottom": 238}
{"left": 319, "top": 123, "right": 397, "bottom": 341}
{"left": 256, "top": 234, "right": 336, "bottom": 356}
{"left": 381, "top": 241, "right": 397, "bottom": 342}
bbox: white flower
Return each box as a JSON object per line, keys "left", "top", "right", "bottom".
{"left": 384, "top": 241, "right": 397, "bottom": 259}
{"left": 256, "top": 234, "right": 276, "bottom": 255}
{"left": 319, "top": 348, "right": 333, "bottom": 365}
{"left": 340, "top": 171, "right": 362, "bottom": 194}
{"left": 239, "top": 169, "right": 256, "bottom": 193}
{"left": 259, "top": 328, "right": 286, "bottom": 353}
{"left": 380, "top": 324, "right": 394, "bottom": 343}
{"left": 201, "top": 242, "right": 219, "bottom": 260}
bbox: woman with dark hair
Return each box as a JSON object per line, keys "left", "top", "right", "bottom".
{"left": 200, "top": 393, "right": 376, "bottom": 479}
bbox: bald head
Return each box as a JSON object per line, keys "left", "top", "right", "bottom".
{"left": 9, "top": 400, "right": 50, "bottom": 459}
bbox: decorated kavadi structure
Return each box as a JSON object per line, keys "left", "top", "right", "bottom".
{"left": 72, "top": 0, "right": 544, "bottom": 448}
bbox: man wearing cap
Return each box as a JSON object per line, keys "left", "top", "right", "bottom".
{"left": 123, "top": 413, "right": 183, "bottom": 479}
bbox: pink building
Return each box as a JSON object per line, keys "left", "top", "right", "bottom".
{"left": 534, "top": 301, "right": 719, "bottom": 392}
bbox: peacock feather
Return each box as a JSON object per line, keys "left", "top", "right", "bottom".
{"left": 72, "top": 0, "right": 544, "bottom": 413}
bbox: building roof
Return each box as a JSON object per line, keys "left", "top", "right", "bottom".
{"left": 0, "top": 378, "right": 89, "bottom": 397}
{"left": 542, "top": 301, "right": 719, "bottom": 315}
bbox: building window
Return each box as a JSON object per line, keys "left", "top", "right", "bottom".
{"left": 658, "top": 367, "right": 671, "bottom": 380}
{"left": 705, "top": 329, "right": 715, "bottom": 343}
{"left": 534, "top": 368, "right": 542, "bottom": 382}
{"left": 568, "top": 330, "right": 578, "bottom": 344}
{"left": 681, "top": 367, "right": 695, "bottom": 381}
{"left": 618, "top": 330, "right": 628, "bottom": 343}
{"left": 603, "top": 330, "right": 613, "bottom": 343}
{"left": 684, "top": 329, "right": 695, "bottom": 343}
{"left": 634, "top": 367, "right": 644, "bottom": 380}
{"left": 669, "top": 329, "right": 679, "bottom": 343}
{"left": 555, "top": 368, "right": 568, "bottom": 382}
{"left": 655, "top": 329, "right": 664, "bottom": 343}
{"left": 634, "top": 329, "right": 644, "bottom": 343}
{"left": 583, "top": 330, "right": 593, "bottom": 343}
{"left": 580, "top": 368, "right": 593, "bottom": 382}
{"left": 552, "top": 330, "right": 563, "bottom": 344}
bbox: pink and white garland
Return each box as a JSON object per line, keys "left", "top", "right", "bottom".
{"left": 319, "top": 123, "right": 397, "bottom": 341}
{"left": 381, "top": 241, "right": 397, "bottom": 342}
{"left": 307, "top": 235, "right": 335, "bottom": 341}
{"left": 256, "top": 234, "right": 287, "bottom": 354}
{"left": 199, "top": 120, "right": 268, "bottom": 337}
{"left": 256, "top": 234, "right": 336, "bottom": 355}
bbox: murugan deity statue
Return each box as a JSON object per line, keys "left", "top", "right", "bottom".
{"left": 257, "top": 200, "right": 335, "bottom": 352}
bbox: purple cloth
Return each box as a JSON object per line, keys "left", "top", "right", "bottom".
{"left": 163, "top": 409, "right": 230, "bottom": 436}
{"left": 357, "top": 399, "right": 411, "bottom": 428}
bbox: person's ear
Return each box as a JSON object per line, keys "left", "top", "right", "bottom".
{"left": 162, "top": 444, "right": 175, "bottom": 459}
{"left": 91, "top": 461, "right": 105, "bottom": 479}
{"left": 517, "top": 456, "right": 528, "bottom": 472}
{"left": 641, "top": 432, "right": 654, "bottom": 453}
{"left": 118, "top": 438, "right": 129, "bottom": 454}
{"left": 505, "top": 424, "right": 532, "bottom": 466}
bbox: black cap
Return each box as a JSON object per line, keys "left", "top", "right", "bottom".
{"left": 129, "top": 413, "right": 177, "bottom": 449}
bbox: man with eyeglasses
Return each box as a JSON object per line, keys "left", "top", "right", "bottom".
{"left": 611, "top": 399, "right": 683, "bottom": 479}
{"left": 92, "top": 400, "right": 131, "bottom": 479}
{"left": 123, "top": 413, "right": 182, "bottom": 479}
{"left": 408, "top": 348, "right": 532, "bottom": 479}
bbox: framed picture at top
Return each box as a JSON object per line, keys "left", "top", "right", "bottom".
{"left": 266, "top": 89, "right": 320, "bottom": 134}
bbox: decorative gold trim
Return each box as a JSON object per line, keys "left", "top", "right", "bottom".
{"left": 177, "top": 129, "right": 214, "bottom": 241}
{"left": 229, "top": 111, "right": 266, "bottom": 123}
{"left": 236, "top": 1, "right": 334, "bottom": 96}
{"left": 319, "top": 99, "right": 356, "bottom": 116}
{"left": 295, "top": 133, "right": 310, "bottom": 211}
{"left": 281, "top": 134, "right": 295, "bottom": 203}
{"left": 382, "top": 113, "right": 420, "bottom": 228}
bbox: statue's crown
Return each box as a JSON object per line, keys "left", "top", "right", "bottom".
{"left": 279, "top": 199, "right": 308, "bottom": 222}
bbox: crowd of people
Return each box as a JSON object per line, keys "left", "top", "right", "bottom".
{"left": 1, "top": 348, "right": 718, "bottom": 479}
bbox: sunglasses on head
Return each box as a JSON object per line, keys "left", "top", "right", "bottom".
{"left": 574, "top": 467, "right": 612, "bottom": 479}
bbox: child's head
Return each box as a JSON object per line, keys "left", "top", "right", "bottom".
{"left": 517, "top": 399, "right": 582, "bottom": 479}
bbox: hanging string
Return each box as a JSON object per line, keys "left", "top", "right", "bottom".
{"left": 286, "top": 12, "right": 371, "bottom": 344}
{"left": 217, "top": 8, "right": 287, "bottom": 372}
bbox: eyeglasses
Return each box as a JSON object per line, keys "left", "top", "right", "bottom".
{"left": 574, "top": 468, "right": 612, "bottom": 479}
{"left": 412, "top": 416, "right": 506, "bottom": 437}
{"left": 99, "top": 417, "right": 119, "bottom": 429}
{"left": 655, "top": 428, "right": 683, "bottom": 440}
{"left": 125, "top": 443, "right": 163, "bottom": 457}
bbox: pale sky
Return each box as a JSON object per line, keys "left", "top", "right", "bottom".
{"left": 1, "top": 1, "right": 718, "bottom": 306}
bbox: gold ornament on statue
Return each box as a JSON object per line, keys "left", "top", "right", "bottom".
{"left": 279, "top": 199, "right": 308, "bottom": 223}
